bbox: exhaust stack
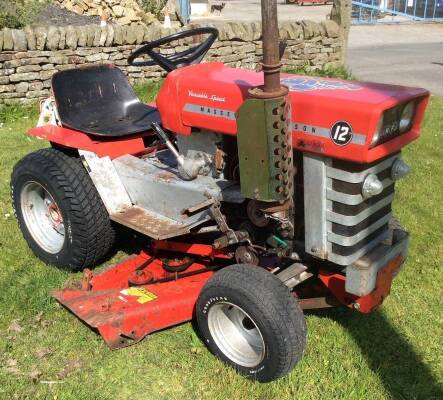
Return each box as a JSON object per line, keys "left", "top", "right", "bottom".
{"left": 260, "top": 0, "right": 283, "bottom": 95}
{"left": 236, "top": 0, "right": 294, "bottom": 240}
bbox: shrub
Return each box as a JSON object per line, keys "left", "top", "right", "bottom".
{"left": 0, "top": 0, "right": 46, "bottom": 30}
{"left": 138, "top": 0, "right": 169, "bottom": 18}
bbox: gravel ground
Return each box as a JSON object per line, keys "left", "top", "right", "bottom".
{"left": 34, "top": 4, "right": 101, "bottom": 26}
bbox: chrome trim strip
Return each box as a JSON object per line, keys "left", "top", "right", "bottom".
{"left": 326, "top": 194, "right": 394, "bottom": 225}
{"left": 327, "top": 230, "right": 390, "bottom": 265}
{"left": 292, "top": 122, "right": 366, "bottom": 145}
{"left": 183, "top": 103, "right": 236, "bottom": 120}
{"left": 326, "top": 178, "right": 394, "bottom": 205}
{"left": 326, "top": 154, "right": 399, "bottom": 183}
{"left": 327, "top": 212, "right": 392, "bottom": 246}
{"left": 303, "top": 153, "right": 329, "bottom": 259}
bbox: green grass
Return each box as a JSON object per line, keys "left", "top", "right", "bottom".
{"left": 0, "top": 87, "right": 442, "bottom": 399}
{"left": 283, "top": 66, "right": 354, "bottom": 80}
{"left": 0, "top": 0, "right": 48, "bottom": 30}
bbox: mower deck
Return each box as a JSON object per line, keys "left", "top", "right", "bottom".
{"left": 53, "top": 241, "right": 231, "bottom": 349}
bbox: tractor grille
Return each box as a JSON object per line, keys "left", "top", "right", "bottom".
{"left": 304, "top": 153, "right": 400, "bottom": 266}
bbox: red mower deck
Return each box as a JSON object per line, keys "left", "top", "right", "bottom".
{"left": 53, "top": 241, "right": 232, "bottom": 349}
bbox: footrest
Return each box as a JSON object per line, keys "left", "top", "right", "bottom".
{"left": 110, "top": 206, "right": 190, "bottom": 240}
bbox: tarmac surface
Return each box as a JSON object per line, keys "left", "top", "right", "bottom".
{"left": 348, "top": 24, "right": 443, "bottom": 97}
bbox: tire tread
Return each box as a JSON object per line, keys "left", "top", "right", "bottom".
{"left": 198, "top": 264, "right": 307, "bottom": 382}
{"left": 11, "top": 147, "right": 115, "bottom": 270}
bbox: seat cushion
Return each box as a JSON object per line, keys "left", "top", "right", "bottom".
{"left": 52, "top": 65, "right": 160, "bottom": 137}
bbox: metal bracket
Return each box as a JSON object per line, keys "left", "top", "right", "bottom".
{"left": 276, "top": 263, "right": 313, "bottom": 289}
{"left": 210, "top": 200, "right": 247, "bottom": 249}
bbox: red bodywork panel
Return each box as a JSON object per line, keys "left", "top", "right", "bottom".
{"left": 30, "top": 63, "right": 429, "bottom": 163}
{"left": 318, "top": 255, "right": 403, "bottom": 313}
{"left": 28, "top": 101, "right": 158, "bottom": 159}
{"left": 28, "top": 125, "right": 152, "bottom": 159}
{"left": 157, "top": 63, "right": 429, "bottom": 163}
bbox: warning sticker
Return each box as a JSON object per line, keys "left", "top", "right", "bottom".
{"left": 121, "top": 288, "right": 158, "bottom": 304}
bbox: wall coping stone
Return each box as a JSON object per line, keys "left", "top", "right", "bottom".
{"left": 0, "top": 21, "right": 341, "bottom": 52}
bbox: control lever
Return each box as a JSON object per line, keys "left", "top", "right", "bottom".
{"left": 151, "top": 122, "right": 185, "bottom": 167}
{"left": 151, "top": 122, "right": 205, "bottom": 180}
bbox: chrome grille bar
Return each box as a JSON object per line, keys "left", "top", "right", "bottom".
{"left": 304, "top": 153, "right": 400, "bottom": 266}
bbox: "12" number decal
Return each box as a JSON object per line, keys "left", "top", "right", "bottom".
{"left": 330, "top": 121, "right": 353, "bottom": 146}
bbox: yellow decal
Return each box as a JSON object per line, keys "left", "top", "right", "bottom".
{"left": 121, "top": 288, "right": 158, "bottom": 304}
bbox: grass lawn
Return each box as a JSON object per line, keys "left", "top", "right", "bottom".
{"left": 0, "top": 87, "right": 442, "bottom": 400}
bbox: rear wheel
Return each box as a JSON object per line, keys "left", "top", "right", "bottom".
{"left": 11, "top": 148, "right": 115, "bottom": 271}
{"left": 196, "top": 264, "right": 307, "bottom": 382}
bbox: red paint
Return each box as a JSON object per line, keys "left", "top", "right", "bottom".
{"left": 157, "top": 63, "right": 429, "bottom": 163}
{"left": 28, "top": 125, "right": 154, "bottom": 159}
{"left": 52, "top": 235, "right": 405, "bottom": 350}
{"left": 30, "top": 63, "right": 429, "bottom": 164}
{"left": 355, "top": 256, "right": 403, "bottom": 313}
{"left": 318, "top": 255, "right": 403, "bottom": 313}
{"left": 52, "top": 243, "right": 226, "bottom": 349}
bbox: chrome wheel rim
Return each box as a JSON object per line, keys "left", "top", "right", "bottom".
{"left": 207, "top": 301, "right": 265, "bottom": 367}
{"left": 20, "top": 181, "right": 65, "bottom": 254}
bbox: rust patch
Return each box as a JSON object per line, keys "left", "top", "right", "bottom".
{"left": 111, "top": 206, "right": 190, "bottom": 240}
{"left": 81, "top": 268, "right": 93, "bottom": 291}
{"left": 157, "top": 171, "right": 176, "bottom": 182}
{"left": 214, "top": 147, "right": 225, "bottom": 171}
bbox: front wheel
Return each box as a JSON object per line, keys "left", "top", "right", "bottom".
{"left": 11, "top": 148, "right": 115, "bottom": 271}
{"left": 196, "top": 264, "right": 307, "bottom": 382}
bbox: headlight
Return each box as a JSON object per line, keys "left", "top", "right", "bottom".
{"left": 370, "top": 100, "right": 416, "bottom": 148}
{"left": 361, "top": 174, "right": 383, "bottom": 199}
{"left": 399, "top": 101, "right": 415, "bottom": 133}
{"left": 371, "top": 116, "right": 384, "bottom": 145}
{"left": 391, "top": 158, "right": 411, "bottom": 180}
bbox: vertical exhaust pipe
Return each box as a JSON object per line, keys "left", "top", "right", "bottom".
{"left": 250, "top": 0, "right": 287, "bottom": 98}
{"left": 260, "top": 0, "right": 282, "bottom": 94}
{"left": 236, "top": 0, "right": 295, "bottom": 240}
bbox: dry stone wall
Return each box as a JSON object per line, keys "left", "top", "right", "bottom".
{"left": 0, "top": 21, "right": 343, "bottom": 104}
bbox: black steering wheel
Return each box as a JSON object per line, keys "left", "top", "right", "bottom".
{"left": 128, "top": 27, "right": 219, "bottom": 72}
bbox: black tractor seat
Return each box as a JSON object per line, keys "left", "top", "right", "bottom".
{"left": 52, "top": 65, "right": 160, "bottom": 137}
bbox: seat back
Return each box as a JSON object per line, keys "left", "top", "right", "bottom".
{"left": 51, "top": 65, "right": 153, "bottom": 136}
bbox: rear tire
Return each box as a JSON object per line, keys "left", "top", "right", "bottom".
{"left": 11, "top": 148, "right": 115, "bottom": 271}
{"left": 196, "top": 264, "right": 307, "bottom": 382}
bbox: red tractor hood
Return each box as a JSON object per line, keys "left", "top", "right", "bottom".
{"left": 156, "top": 63, "right": 429, "bottom": 163}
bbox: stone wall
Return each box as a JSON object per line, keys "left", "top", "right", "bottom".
{"left": 0, "top": 21, "right": 343, "bottom": 104}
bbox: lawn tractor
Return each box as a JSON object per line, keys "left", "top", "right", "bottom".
{"left": 11, "top": 0, "right": 429, "bottom": 383}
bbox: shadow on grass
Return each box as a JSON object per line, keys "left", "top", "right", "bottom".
{"left": 311, "top": 308, "right": 443, "bottom": 400}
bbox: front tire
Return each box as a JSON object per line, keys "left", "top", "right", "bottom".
{"left": 11, "top": 148, "right": 115, "bottom": 271}
{"left": 196, "top": 264, "right": 307, "bottom": 382}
